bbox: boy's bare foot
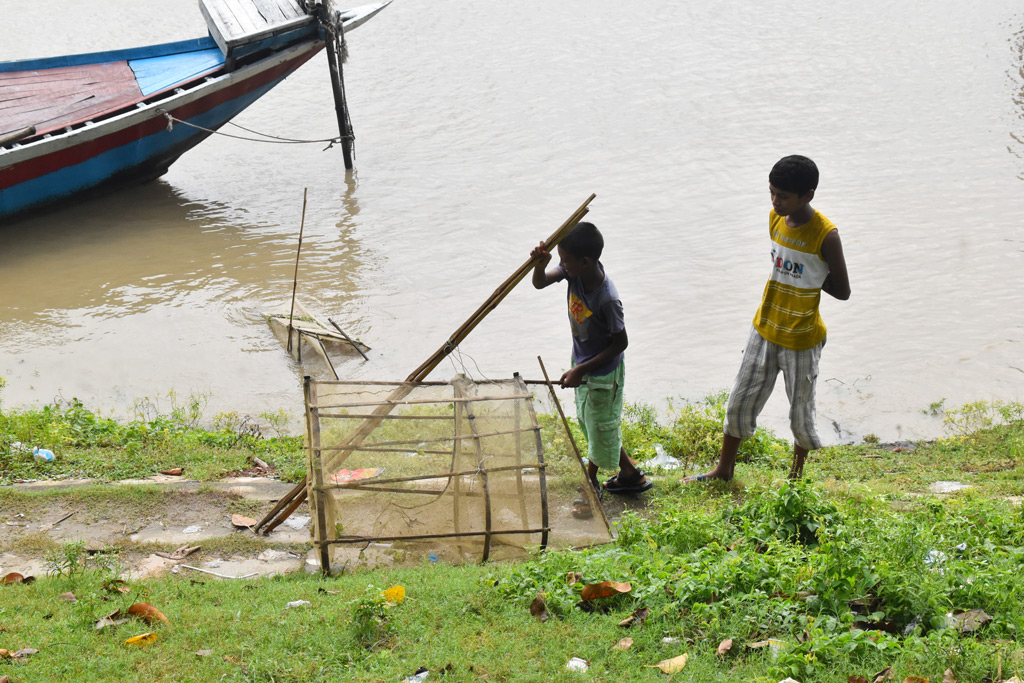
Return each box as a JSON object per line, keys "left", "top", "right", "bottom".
{"left": 682, "top": 468, "right": 733, "bottom": 484}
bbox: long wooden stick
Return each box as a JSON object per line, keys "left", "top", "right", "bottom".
{"left": 406, "top": 194, "right": 595, "bottom": 381}
{"left": 537, "top": 356, "right": 610, "bottom": 529}
{"left": 287, "top": 189, "right": 309, "bottom": 353}
{"left": 255, "top": 194, "right": 595, "bottom": 534}
{"left": 327, "top": 317, "right": 370, "bottom": 361}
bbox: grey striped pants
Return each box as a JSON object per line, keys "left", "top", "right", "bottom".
{"left": 723, "top": 326, "right": 825, "bottom": 451}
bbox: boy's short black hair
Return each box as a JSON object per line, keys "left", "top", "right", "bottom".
{"left": 769, "top": 155, "right": 819, "bottom": 196}
{"left": 560, "top": 221, "right": 603, "bottom": 260}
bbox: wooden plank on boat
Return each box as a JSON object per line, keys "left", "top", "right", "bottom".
{"left": 129, "top": 47, "right": 224, "bottom": 97}
{"left": 201, "top": 0, "right": 313, "bottom": 57}
{"left": 221, "top": 0, "right": 265, "bottom": 34}
{"left": 268, "top": 0, "right": 307, "bottom": 21}
{"left": 0, "top": 62, "right": 142, "bottom": 138}
{"left": 249, "top": 0, "right": 288, "bottom": 24}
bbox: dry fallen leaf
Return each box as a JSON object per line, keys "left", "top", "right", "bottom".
{"left": 1, "top": 673, "right": 9, "bottom": 683}
{"left": 12, "top": 648, "right": 38, "bottom": 659}
{"left": 59, "top": 591, "right": 77, "bottom": 602}
{"left": 902, "top": 676, "right": 928, "bottom": 683}
{"left": 566, "top": 571, "right": 583, "bottom": 586}
{"left": 871, "top": 667, "right": 895, "bottom": 683}
{"left": 195, "top": 649, "right": 213, "bottom": 657}
{"left": 849, "top": 676, "right": 868, "bottom": 683}
{"left": 160, "top": 468, "right": 183, "bottom": 476}
{"left": 941, "top": 670, "right": 956, "bottom": 683}
{"left": 231, "top": 514, "right": 258, "bottom": 529}
{"left": 128, "top": 602, "right": 169, "bottom": 624}
{"left": 711, "top": 638, "right": 732, "bottom": 656}
{"left": 612, "top": 637, "right": 633, "bottom": 651}
{"left": 0, "top": 650, "right": 9, "bottom": 659}
{"left": 529, "top": 593, "right": 549, "bottom": 622}
{"left": 580, "top": 581, "right": 632, "bottom": 601}
{"left": 124, "top": 632, "right": 158, "bottom": 647}
{"left": 648, "top": 653, "right": 689, "bottom": 674}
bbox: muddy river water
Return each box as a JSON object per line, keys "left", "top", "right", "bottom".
{"left": 1, "top": 0, "right": 1023, "bottom": 445}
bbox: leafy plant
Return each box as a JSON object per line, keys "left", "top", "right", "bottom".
{"left": 729, "top": 478, "right": 840, "bottom": 547}
{"left": 350, "top": 584, "right": 405, "bottom": 649}
{"left": 44, "top": 540, "right": 88, "bottom": 579}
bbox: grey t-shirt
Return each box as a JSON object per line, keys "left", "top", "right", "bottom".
{"left": 557, "top": 262, "right": 625, "bottom": 377}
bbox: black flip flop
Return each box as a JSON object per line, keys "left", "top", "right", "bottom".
{"left": 603, "top": 471, "right": 653, "bottom": 495}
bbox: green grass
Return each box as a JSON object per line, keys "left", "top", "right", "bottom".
{"left": 0, "top": 394, "right": 306, "bottom": 484}
{"left": 2, "top": 392, "right": 1024, "bottom": 681}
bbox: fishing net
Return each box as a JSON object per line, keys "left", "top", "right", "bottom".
{"left": 304, "top": 374, "right": 612, "bottom": 570}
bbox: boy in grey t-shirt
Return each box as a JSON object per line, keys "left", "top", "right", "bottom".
{"left": 530, "top": 222, "right": 652, "bottom": 513}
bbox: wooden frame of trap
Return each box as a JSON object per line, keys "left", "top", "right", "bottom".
{"left": 304, "top": 373, "right": 586, "bottom": 571}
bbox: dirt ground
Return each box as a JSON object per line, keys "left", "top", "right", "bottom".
{"left": 0, "top": 476, "right": 312, "bottom": 581}
{"left": 0, "top": 474, "right": 650, "bottom": 581}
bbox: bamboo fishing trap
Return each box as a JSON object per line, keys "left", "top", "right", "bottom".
{"left": 304, "top": 373, "right": 612, "bottom": 570}
{"left": 257, "top": 194, "right": 614, "bottom": 569}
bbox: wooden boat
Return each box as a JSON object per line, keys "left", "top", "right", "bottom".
{"left": 266, "top": 298, "right": 370, "bottom": 379}
{"left": 0, "top": 0, "right": 389, "bottom": 222}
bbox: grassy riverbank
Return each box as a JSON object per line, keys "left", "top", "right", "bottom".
{"left": 2, "top": 390, "right": 1023, "bottom": 682}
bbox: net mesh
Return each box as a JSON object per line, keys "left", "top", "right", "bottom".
{"left": 304, "top": 374, "right": 612, "bottom": 569}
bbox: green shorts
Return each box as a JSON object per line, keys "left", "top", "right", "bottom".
{"left": 574, "top": 360, "right": 624, "bottom": 471}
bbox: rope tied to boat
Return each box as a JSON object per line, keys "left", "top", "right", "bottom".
{"left": 158, "top": 111, "right": 353, "bottom": 151}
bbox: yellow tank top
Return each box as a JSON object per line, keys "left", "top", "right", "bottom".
{"left": 752, "top": 209, "right": 836, "bottom": 350}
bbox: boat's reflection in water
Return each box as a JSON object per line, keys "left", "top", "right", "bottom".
{"left": 0, "top": 176, "right": 369, "bottom": 422}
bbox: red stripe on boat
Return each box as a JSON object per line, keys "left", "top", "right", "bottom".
{"left": 0, "top": 45, "right": 321, "bottom": 191}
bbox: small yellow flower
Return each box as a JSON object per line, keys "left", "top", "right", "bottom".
{"left": 382, "top": 585, "right": 406, "bottom": 605}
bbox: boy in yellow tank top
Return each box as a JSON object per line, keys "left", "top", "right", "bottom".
{"left": 686, "top": 155, "right": 851, "bottom": 482}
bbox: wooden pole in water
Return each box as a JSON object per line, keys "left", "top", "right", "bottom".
{"left": 254, "top": 194, "right": 596, "bottom": 535}
{"left": 287, "top": 189, "right": 309, "bottom": 353}
{"left": 325, "top": 23, "right": 354, "bottom": 170}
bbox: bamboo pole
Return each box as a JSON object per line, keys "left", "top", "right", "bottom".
{"left": 318, "top": 462, "right": 546, "bottom": 491}
{"left": 306, "top": 378, "right": 332, "bottom": 574}
{"left": 327, "top": 317, "right": 370, "bottom": 361}
{"left": 516, "top": 373, "right": 550, "bottom": 551}
{"left": 537, "top": 356, "right": 611, "bottom": 530}
{"left": 287, "top": 189, "right": 308, "bottom": 353}
{"left": 451, "top": 377, "right": 492, "bottom": 561}
{"left": 326, "top": 528, "right": 549, "bottom": 545}
{"left": 405, "top": 194, "right": 595, "bottom": 381}
{"left": 323, "top": 0, "right": 354, "bottom": 170}
{"left": 255, "top": 194, "right": 595, "bottom": 534}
